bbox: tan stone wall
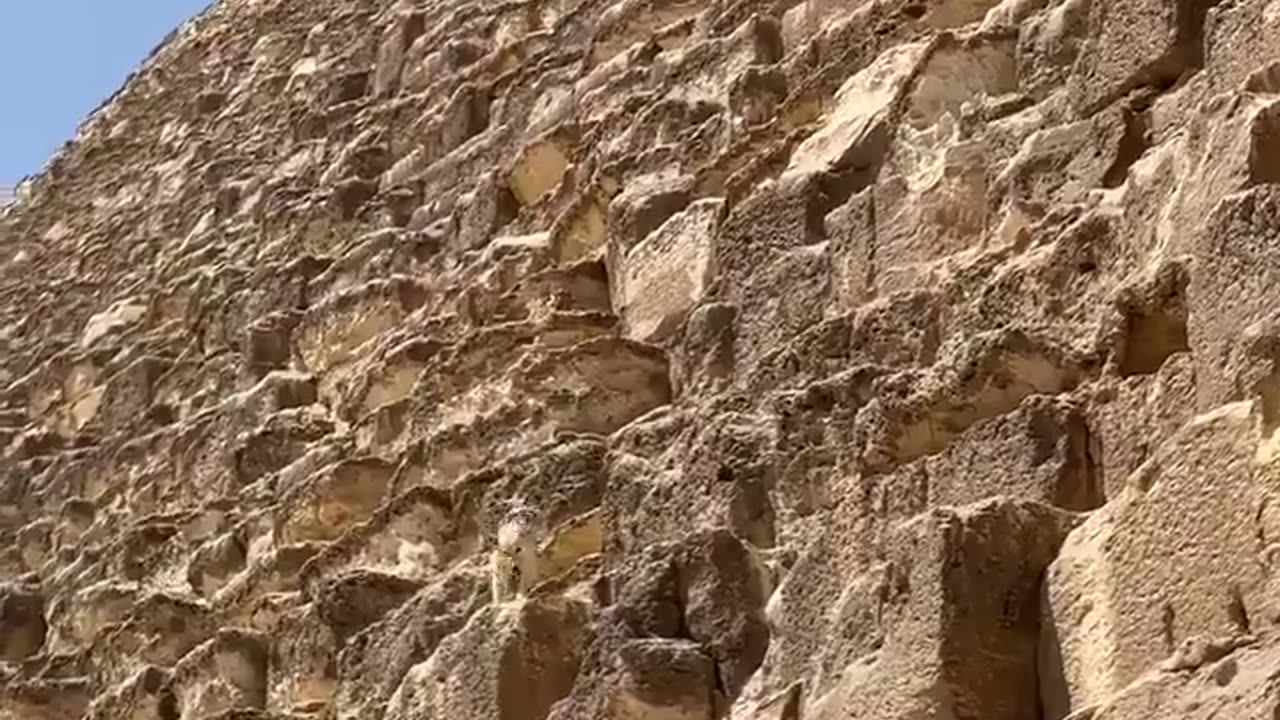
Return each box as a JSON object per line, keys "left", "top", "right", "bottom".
{"left": 3, "top": 0, "right": 1280, "bottom": 718}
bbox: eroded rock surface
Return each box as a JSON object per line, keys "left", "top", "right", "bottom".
{"left": 3, "top": 0, "right": 1280, "bottom": 718}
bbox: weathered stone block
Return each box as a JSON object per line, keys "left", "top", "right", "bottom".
{"left": 606, "top": 639, "right": 717, "bottom": 720}
{"left": 742, "top": 498, "right": 1073, "bottom": 720}
{"left": 383, "top": 597, "right": 592, "bottom": 720}
{"left": 276, "top": 458, "right": 397, "bottom": 543}
{"left": 1041, "top": 401, "right": 1278, "bottom": 718}
{"left": 0, "top": 583, "right": 46, "bottom": 661}
{"left": 170, "top": 630, "right": 269, "bottom": 720}
{"left": 508, "top": 138, "right": 572, "bottom": 207}
{"left": 1068, "top": 0, "right": 1217, "bottom": 113}
{"left": 1083, "top": 634, "right": 1280, "bottom": 720}
{"left": 335, "top": 562, "right": 490, "bottom": 720}
{"left": 1190, "top": 186, "right": 1280, "bottom": 410}
{"left": 784, "top": 42, "right": 926, "bottom": 181}
{"left": 612, "top": 198, "right": 722, "bottom": 343}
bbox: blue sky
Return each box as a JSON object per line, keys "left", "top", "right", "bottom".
{"left": 0, "top": 1, "right": 212, "bottom": 186}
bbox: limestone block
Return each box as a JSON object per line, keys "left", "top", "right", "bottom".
{"left": 869, "top": 35, "right": 1018, "bottom": 289}
{"left": 675, "top": 529, "right": 773, "bottom": 698}
{"left": 989, "top": 107, "right": 1132, "bottom": 219}
{"left": 87, "top": 355, "right": 172, "bottom": 436}
{"left": 10, "top": 518, "right": 54, "bottom": 578}
{"left": 784, "top": 42, "right": 928, "bottom": 181}
{"left": 646, "top": 16, "right": 780, "bottom": 112}
{"left": 855, "top": 329, "right": 1080, "bottom": 474}
{"left": 383, "top": 597, "right": 592, "bottom": 720}
{"left": 612, "top": 198, "right": 722, "bottom": 343}
{"left": 58, "top": 361, "right": 102, "bottom": 436}
{"left": 742, "top": 498, "right": 1072, "bottom": 719}
{"left": 712, "top": 177, "right": 832, "bottom": 380}
{"left": 326, "top": 70, "right": 370, "bottom": 106}
{"left": 1154, "top": 95, "right": 1280, "bottom": 265}
{"left": 507, "top": 260, "right": 614, "bottom": 322}
{"left": 80, "top": 299, "right": 147, "bottom": 349}
{"left": 169, "top": 630, "right": 270, "bottom": 720}
{"left": 345, "top": 341, "right": 437, "bottom": 418}
{"left": 232, "top": 407, "right": 335, "bottom": 486}
{"left": 388, "top": 340, "right": 644, "bottom": 486}
{"left": 1082, "top": 635, "right": 1280, "bottom": 720}
{"left": 1068, "top": 0, "right": 1217, "bottom": 113}
{"left": 590, "top": 0, "right": 705, "bottom": 67}
{"left": 82, "top": 666, "right": 173, "bottom": 720}
{"left": 825, "top": 188, "right": 875, "bottom": 309}
{"left": 335, "top": 562, "right": 490, "bottom": 720}
{"left": 295, "top": 279, "right": 429, "bottom": 381}
{"left": 1041, "top": 401, "right": 1279, "bottom": 718}
{"left": 979, "top": 0, "right": 1048, "bottom": 31}
{"left": 299, "top": 485, "right": 453, "bottom": 589}
{"left": 0, "top": 583, "right": 46, "bottom": 661}
{"left": 1202, "top": 0, "right": 1280, "bottom": 96}
{"left": 310, "top": 570, "right": 423, "bottom": 642}
{"left": 551, "top": 188, "right": 612, "bottom": 263}
{"left": 276, "top": 458, "right": 397, "bottom": 543}
{"left": 456, "top": 170, "right": 520, "bottom": 251}
{"left": 84, "top": 593, "right": 218, "bottom": 689}
{"left": 1108, "top": 256, "right": 1192, "bottom": 376}
{"left": 923, "top": 0, "right": 1007, "bottom": 28}
{"left": 1085, "top": 352, "right": 1197, "bottom": 499}
{"left": 607, "top": 408, "right": 777, "bottom": 553}
{"left": 45, "top": 580, "right": 136, "bottom": 652}
{"left": 902, "top": 35, "right": 1017, "bottom": 130}
{"left": 0, "top": 679, "right": 92, "bottom": 720}
{"left": 536, "top": 509, "right": 604, "bottom": 584}
{"left": 373, "top": 11, "right": 426, "bottom": 98}
{"left": 188, "top": 531, "right": 249, "bottom": 597}
{"left": 606, "top": 170, "right": 695, "bottom": 257}
{"left": 267, "top": 604, "right": 340, "bottom": 715}
{"left": 605, "top": 639, "right": 717, "bottom": 720}
{"left": 872, "top": 393, "right": 1103, "bottom": 518}
{"left": 1190, "top": 186, "right": 1280, "bottom": 410}
{"left": 212, "top": 543, "right": 322, "bottom": 625}
{"left": 508, "top": 138, "right": 572, "bottom": 207}
{"left": 518, "top": 338, "right": 672, "bottom": 436}
{"left": 546, "top": 527, "right": 770, "bottom": 717}
{"left": 870, "top": 133, "right": 989, "bottom": 292}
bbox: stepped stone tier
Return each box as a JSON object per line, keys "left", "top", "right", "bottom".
{"left": 3, "top": 0, "right": 1280, "bottom": 718}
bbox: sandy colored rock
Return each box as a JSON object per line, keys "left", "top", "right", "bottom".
{"left": 1080, "top": 633, "right": 1280, "bottom": 720}
{"left": 0, "top": 584, "right": 46, "bottom": 661}
{"left": 1189, "top": 186, "right": 1280, "bottom": 410}
{"left": 606, "top": 639, "right": 718, "bottom": 720}
{"left": 784, "top": 42, "right": 928, "bottom": 182}
{"left": 1041, "top": 400, "right": 1280, "bottom": 718}
{"left": 169, "top": 629, "right": 270, "bottom": 720}
{"left": 741, "top": 497, "right": 1074, "bottom": 720}
{"left": 383, "top": 596, "right": 591, "bottom": 720}
{"left": 6, "top": 0, "right": 1280, "bottom": 717}
{"left": 611, "top": 198, "right": 723, "bottom": 344}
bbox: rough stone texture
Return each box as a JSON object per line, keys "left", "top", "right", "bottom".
{"left": 0, "top": 585, "right": 46, "bottom": 662}
{"left": 1041, "top": 400, "right": 1280, "bottom": 718}
{"left": 4, "top": 0, "right": 1280, "bottom": 718}
{"left": 1078, "top": 632, "right": 1280, "bottom": 720}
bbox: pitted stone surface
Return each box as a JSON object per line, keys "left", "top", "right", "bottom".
{"left": 4, "top": 0, "right": 1280, "bottom": 718}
